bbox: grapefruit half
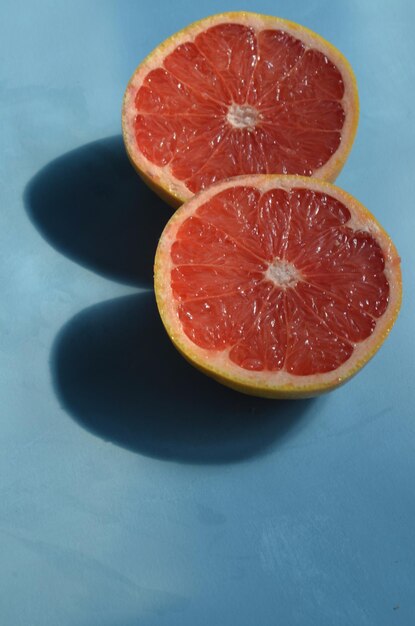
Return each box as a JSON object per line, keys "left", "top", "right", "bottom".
{"left": 154, "top": 176, "right": 401, "bottom": 398}
{"left": 122, "top": 12, "right": 359, "bottom": 207}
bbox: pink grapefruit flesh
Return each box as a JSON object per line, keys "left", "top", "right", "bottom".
{"left": 123, "top": 13, "right": 359, "bottom": 207}
{"left": 154, "top": 176, "right": 401, "bottom": 398}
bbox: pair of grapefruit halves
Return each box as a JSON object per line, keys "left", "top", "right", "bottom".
{"left": 122, "top": 12, "right": 401, "bottom": 398}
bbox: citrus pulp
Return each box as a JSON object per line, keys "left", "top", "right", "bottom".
{"left": 154, "top": 176, "right": 401, "bottom": 398}
{"left": 122, "top": 13, "right": 359, "bottom": 207}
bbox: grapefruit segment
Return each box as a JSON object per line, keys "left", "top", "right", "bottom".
{"left": 194, "top": 23, "right": 258, "bottom": 105}
{"left": 123, "top": 12, "right": 359, "bottom": 206}
{"left": 154, "top": 176, "right": 402, "bottom": 398}
{"left": 247, "top": 29, "right": 305, "bottom": 106}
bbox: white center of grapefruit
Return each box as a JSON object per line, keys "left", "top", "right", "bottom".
{"left": 226, "top": 104, "right": 259, "bottom": 129}
{"left": 266, "top": 258, "right": 301, "bottom": 288}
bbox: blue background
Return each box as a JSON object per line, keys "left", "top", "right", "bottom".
{"left": 1, "top": 1, "right": 414, "bottom": 624}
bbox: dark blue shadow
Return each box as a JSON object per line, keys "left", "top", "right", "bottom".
{"left": 52, "top": 291, "right": 317, "bottom": 464}
{"left": 24, "top": 136, "right": 170, "bottom": 287}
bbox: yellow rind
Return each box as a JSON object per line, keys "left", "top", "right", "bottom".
{"left": 122, "top": 12, "right": 360, "bottom": 208}
{"left": 154, "top": 175, "right": 402, "bottom": 399}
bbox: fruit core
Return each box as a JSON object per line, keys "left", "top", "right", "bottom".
{"left": 226, "top": 104, "right": 259, "bottom": 129}
{"left": 265, "top": 258, "right": 300, "bottom": 288}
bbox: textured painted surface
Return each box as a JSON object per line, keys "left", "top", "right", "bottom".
{"left": 1, "top": 1, "right": 415, "bottom": 624}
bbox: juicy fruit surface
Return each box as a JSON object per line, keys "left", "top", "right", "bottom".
{"left": 170, "top": 186, "right": 390, "bottom": 376}
{"left": 134, "top": 23, "right": 346, "bottom": 193}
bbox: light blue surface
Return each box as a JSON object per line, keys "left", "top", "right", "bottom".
{"left": 1, "top": 1, "right": 415, "bottom": 624}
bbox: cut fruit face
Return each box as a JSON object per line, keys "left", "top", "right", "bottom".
{"left": 123, "top": 12, "right": 359, "bottom": 207}
{"left": 155, "top": 176, "right": 401, "bottom": 398}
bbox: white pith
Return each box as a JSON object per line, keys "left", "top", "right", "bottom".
{"left": 265, "top": 258, "right": 301, "bottom": 288}
{"left": 226, "top": 103, "right": 259, "bottom": 129}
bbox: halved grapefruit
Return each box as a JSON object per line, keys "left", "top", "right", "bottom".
{"left": 122, "top": 12, "right": 359, "bottom": 207}
{"left": 154, "top": 176, "right": 401, "bottom": 398}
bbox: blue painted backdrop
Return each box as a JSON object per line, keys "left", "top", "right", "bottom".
{"left": 1, "top": 1, "right": 414, "bottom": 624}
